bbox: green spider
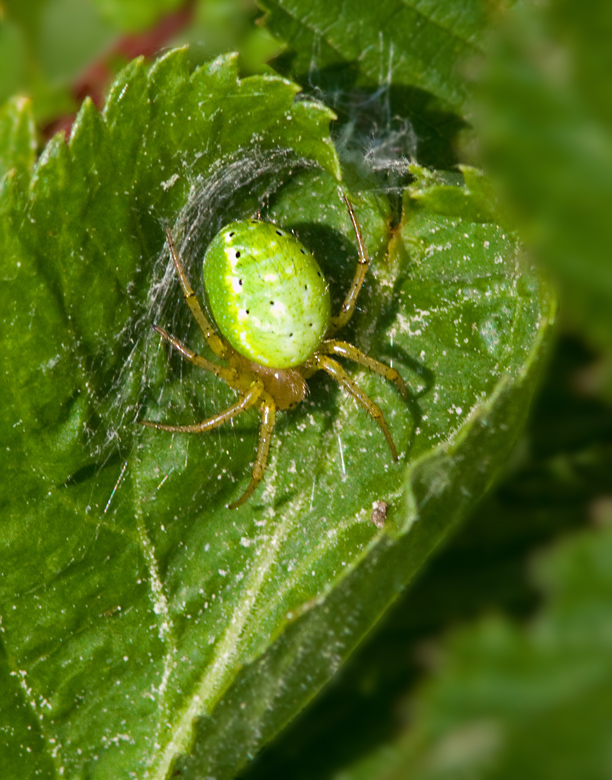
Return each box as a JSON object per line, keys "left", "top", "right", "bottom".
{"left": 141, "top": 192, "right": 407, "bottom": 509}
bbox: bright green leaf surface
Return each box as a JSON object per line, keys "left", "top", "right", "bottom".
{"left": 0, "top": 50, "right": 553, "bottom": 779}
{"left": 337, "top": 524, "right": 612, "bottom": 780}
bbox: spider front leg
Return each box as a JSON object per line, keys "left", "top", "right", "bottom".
{"left": 229, "top": 396, "right": 277, "bottom": 510}
{"left": 329, "top": 193, "right": 370, "bottom": 334}
{"left": 308, "top": 354, "right": 399, "bottom": 460}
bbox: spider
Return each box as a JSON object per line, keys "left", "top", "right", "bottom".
{"left": 141, "top": 191, "right": 407, "bottom": 509}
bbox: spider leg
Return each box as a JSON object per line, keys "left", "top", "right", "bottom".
{"left": 165, "top": 227, "right": 230, "bottom": 359}
{"left": 152, "top": 324, "right": 238, "bottom": 384}
{"left": 329, "top": 192, "right": 370, "bottom": 334}
{"left": 140, "top": 378, "right": 264, "bottom": 433}
{"left": 310, "top": 354, "right": 399, "bottom": 460}
{"left": 318, "top": 339, "right": 408, "bottom": 399}
{"left": 229, "top": 396, "right": 277, "bottom": 509}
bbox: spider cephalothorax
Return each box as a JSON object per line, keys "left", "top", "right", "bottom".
{"left": 141, "top": 192, "right": 407, "bottom": 508}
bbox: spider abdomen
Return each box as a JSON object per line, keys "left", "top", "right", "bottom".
{"left": 203, "top": 220, "right": 331, "bottom": 369}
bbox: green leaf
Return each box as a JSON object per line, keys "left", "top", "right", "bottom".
{"left": 258, "top": 0, "right": 486, "bottom": 168}
{"left": 239, "top": 334, "right": 612, "bottom": 780}
{"left": 0, "top": 49, "right": 553, "bottom": 779}
{"left": 0, "top": 11, "right": 29, "bottom": 104}
{"left": 188, "top": 0, "right": 281, "bottom": 74}
{"left": 336, "top": 523, "right": 612, "bottom": 780}
{"left": 0, "top": 96, "right": 37, "bottom": 180}
{"left": 259, "top": 0, "right": 486, "bottom": 115}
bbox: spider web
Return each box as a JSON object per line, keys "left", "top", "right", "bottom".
{"left": 93, "top": 77, "right": 418, "bottom": 510}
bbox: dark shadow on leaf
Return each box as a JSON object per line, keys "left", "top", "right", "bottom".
{"left": 274, "top": 58, "right": 469, "bottom": 171}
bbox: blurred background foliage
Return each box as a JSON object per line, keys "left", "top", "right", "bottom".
{"left": 0, "top": 0, "right": 278, "bottom": 126}
{"left": 1, "top": 0, "right": 611, "bottom": 777}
